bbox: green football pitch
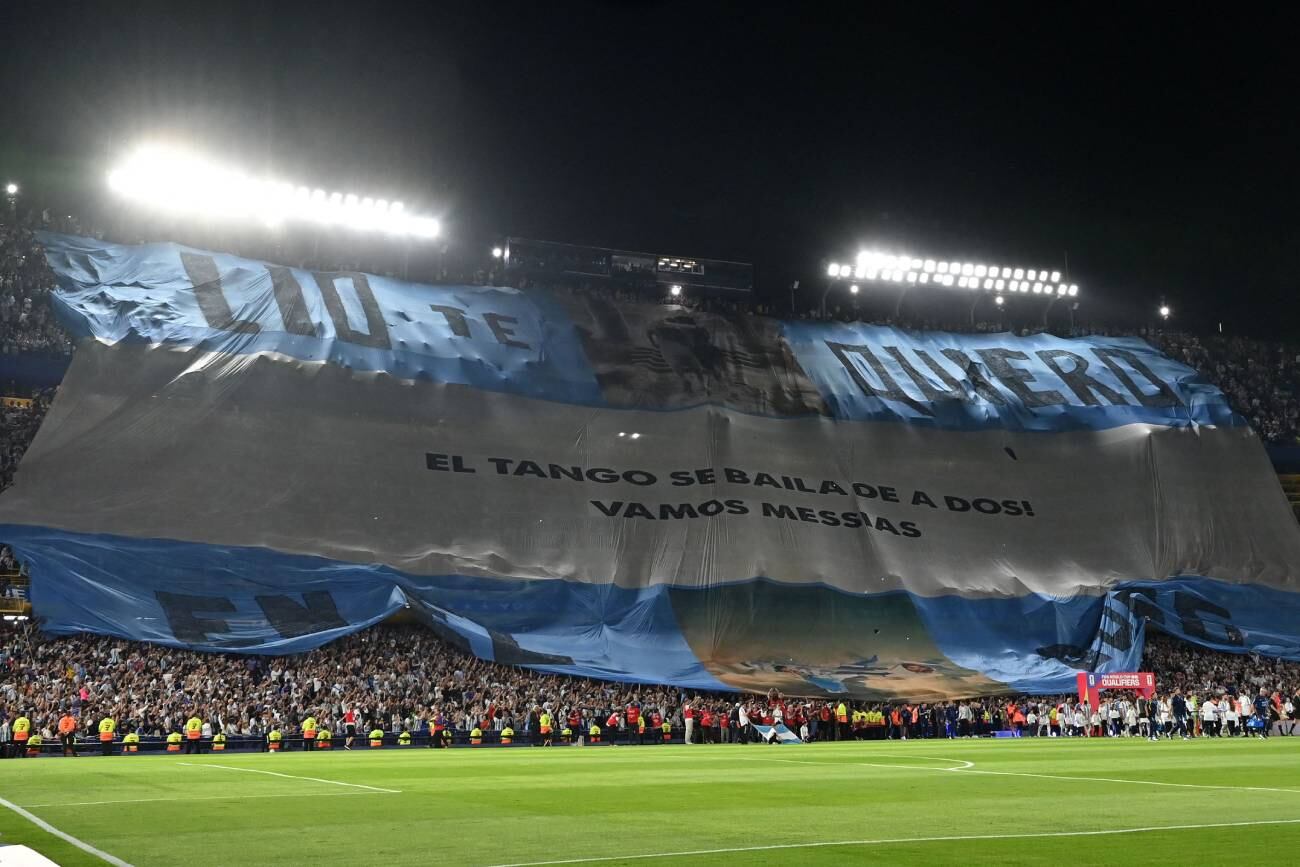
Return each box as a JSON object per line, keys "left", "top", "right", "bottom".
{"left": 2, "top": 738, "right": 1299, "bottom": 865}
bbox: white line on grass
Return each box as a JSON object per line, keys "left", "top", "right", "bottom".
{"left": 731, "top": 755, "right": 1300, "bottom": 795}
{"left": 25, "top": 790, "right": 385, "bottom": 808}
{"left": 482, "top": 817, "right": 1300, "bottom": 866}
{"left": 177, "top": 762, "right": 401, "bottom": 793}
{"left": 949, "top": 766, "right": 1300, "bottom": 795}
{"left": 0, "top": 794, "right": 135, "bottom": 867}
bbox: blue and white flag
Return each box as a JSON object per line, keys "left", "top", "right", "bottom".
{"left": 1, "top": 234, "right": 1299, "bottom": 698}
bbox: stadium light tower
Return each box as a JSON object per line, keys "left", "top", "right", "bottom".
{"left": 826, "top": 246, "right": 1079, "bottom": 300}
{"left": 106, "top": 144, "right": 441, "bottom": 239}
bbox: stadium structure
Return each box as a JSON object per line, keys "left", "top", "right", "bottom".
{"left": 1, "top": 147, "right": 1299, "bottom": 866}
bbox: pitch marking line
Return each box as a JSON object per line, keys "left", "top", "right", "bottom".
{"left": 0, "top": 794, "right": 135, "bottom": 867}
{"left": 25, "top": 790, "right": 384, "bottom": 808}
{"left": 177, "top": 761, "right": 401, "bottom": 793}
{"left": 732, "top": 755, "right": 1300, "bottom": 795}
{"left": 483, "top": 818, "right": 1300, "bottom": 866}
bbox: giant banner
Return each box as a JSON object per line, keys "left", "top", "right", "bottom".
{"left": 2, "top": 234, "right": 1299, "bottom": 699}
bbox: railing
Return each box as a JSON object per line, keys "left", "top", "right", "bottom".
{"left": 14, "top": 728, "right": 696, "bottom": 756}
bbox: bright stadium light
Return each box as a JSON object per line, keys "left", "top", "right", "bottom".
{"left": 492, "top": 246, "right": 503, "bottom": 259}
{"left": 849, "top": 283, "right": 859, "bottom": 294}
{"left": 1159, "top": 304, "right": 1171, "bottom": 319}
{"left": 4, "top": 183, "right": 16, "bottom": 196}
{"left": 828, "top": 245, "right": 1079, "bottom": 299}
{"left": 994, "top": 295, "right": 1005, "bottom": 306}
{"left": 670, "top": 284, "right": 683, "bottom": 297}
{"left": 106, "top": 143, "right": 441, "bottom": 239}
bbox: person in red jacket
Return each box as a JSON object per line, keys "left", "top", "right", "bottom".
{"left": 626, "top": 703, "right": 640, "bottom": 744}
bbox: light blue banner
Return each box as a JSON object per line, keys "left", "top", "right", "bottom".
{"left": 40, "top": 233, "right": 1239, "bottom": 433}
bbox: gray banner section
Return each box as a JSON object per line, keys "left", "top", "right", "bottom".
{"left": 2, "top": 341, "right": 1297, "bottom": 598}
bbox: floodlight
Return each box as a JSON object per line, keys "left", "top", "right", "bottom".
{"left": 937, "top": 261, "right": 949, "bottom": 273}
{"left": 923, "top": 259, "right": 936, "bottom": 272}
{"left": 492, "top": 246, "right": 504, "bottom": 259}
{"left": 962, "top": 263, "right": 974, "bottom": 276}
{"left": 975, "top": 265, "right": 987, "bottom": 277}
{"left": 670, "top": 284, "right": 683, "bottom": 297}
{"left": 827, "top": 263, "right": 841, "bottom": 277}
{"left": 854, "top": 265, "right": 867, "bottom": 279}
{"left": 849, "top": 284, "right": 860, "bottom": 294}
{"left": 919, "top": 273, "right": 929, "bottom": 283}
{"left": 4, "top": 183, "right": 17, "bottom": 196}
{"left": 906, "top": 272, "right": 917, "bottom": 283}
{"left": 630, "top": 432, "right": 641, "bottom": 439}
{"left": 1050, "top": 271, "right": 1061, "bottom": 283}
{"left": 1013, "top": 268, "right": 1024, "bottom": 279}
{"left": 856, "top": 251, "right": 870, "bottom": 265}
{"left": 1057, "top": 285, "right": 1068, "bottom": 296}
{"left": 1027, "top": 270, "right": 1038, "bottom": 280}
{"left": 983, "top": 278, "right": 993, "bottom": 289}
{"left": 995, "top": 279, "right": 1005, "bottom": 290}
{"left": 994, "top": 295, "right": 1005, "bottom": 306}
{"left": 1159, "top": 304, "right": 1171, "bottom": 318}
{"left": 1068, "top": 285, "right": 1078, "bottom": 297}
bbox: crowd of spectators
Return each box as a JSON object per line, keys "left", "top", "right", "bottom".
{"left": 1, "top": 620, "right": 1296, "bottom": 754}
{"left": 0, "top": 388, "right": 52, "bottom": 493}
{"left": 0, "top": 219, "right": 73, "bottom": 357}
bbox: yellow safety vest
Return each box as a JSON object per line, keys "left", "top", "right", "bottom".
{"left": 398, "top": 731, "right": 411, "bottom": 745}
{"left": 124, "top": 733, "right": 140, "bottom": 744}
{"left": 589, "top": 724, "right": 601, "bottom": 736}
{"left": 99, "top": 718, "right": 116, "bottom": 735}
{"left": 268, "top": 729, "right": 282, "bottom": 742}
{"left": 186, "top": 717, "right": 202, "bottom": 734}
{"left": 167, "top": 732, "right": 182, "bottom": 744}
{"left": 500, "top": 727, "right": 514, "bottom": 742}
{"left": 13, "top": 717, "right": 30, "bottom": 735}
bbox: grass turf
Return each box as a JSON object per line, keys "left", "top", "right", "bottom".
{"left": 2, "top": 738, "right": 1299, "bottom": 865}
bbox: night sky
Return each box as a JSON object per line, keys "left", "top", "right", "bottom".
{"left": 3, "top": 2, "right": 1297, "bottom": 335}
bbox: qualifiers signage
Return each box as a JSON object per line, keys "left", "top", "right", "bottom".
{"left": 1076, "top": 671, "right": 1155, "bottom": 707}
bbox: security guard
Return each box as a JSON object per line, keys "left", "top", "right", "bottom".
{"left": 397, "top": 730, "right": 412, "bottom": 747}
{"left": 500, "top": 725, "right": 514, "bottom": 745}
{"left": 561, "top": 726, "right": 573, "bottom": 744}
{"left": 836, "top": 702, "right": 849, "bottom": 741}
{"left": 470, "top": 726, "right": 483, "bottom": 746}
{"left": 539, "top": 711, "right": 553, "bottom": 747}
{"left": 369, "top": 728, "right": 385, "bottom": 748}
{"left": 57, "top": 711, "right": 78, "bottom": 757}
{"left": 588, "top": 722, "right": 601, "bottom": 744}
{"left": 268, "top": 727, "right": 283, "bottom": 752}
{"left": 98, "top": 715, "right": 116, "bottom": 756}
{"left": 212, "top": 732, "right": 227, "bottom": 752}
{"left": 317, "top": 728, "right": 332, "bottom": 749}
{"left": 301, "top": 714, "right": 318, "bottom": 751}
{"left": 166, "top": 731, "right": 183, "bottom": 752}
{"left": 439, "top": 727, "right": 452, "bottom": 748}
{"left": 185, "top": 714, "right": 204, "bottom": 754}
{"left": 11, "top": 712, "right": 30, "bottom": 759}
{"left": 122, "top": 731, "right": 140, "bottom": 753}
{"left": 25, "top": 733, "right": 43, "bottom": 757}
{"left": 661, "top": 720, "right": 672, "bottom": 743}
{"left": 637, "top": 715, "right": 646, "bottom": 745}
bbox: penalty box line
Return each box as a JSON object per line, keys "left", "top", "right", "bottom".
{"left": 177, "top": 761, "right": 402, "bottom": 793}
{"left": 0, "top": 794, "right": 135, "bottom": 867}
{"left": 484, "top": 818, "right": 1300, "bottom": 866}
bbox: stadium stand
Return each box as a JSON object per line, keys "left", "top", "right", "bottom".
{"left": 1, "top": 621, "right": 1296, "bottom": 756}
{"left": 2, "top": 206, "right": 1300, "bottom": 758}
